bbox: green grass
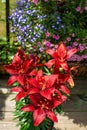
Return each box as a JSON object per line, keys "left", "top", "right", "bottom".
{"left": 0, "top": 0, "right": 18, "bottom": 64}
{"left": 0, "top": 0, "right": 16, "bottom": 37}
{"left": 0, "top": 1, "right": 6, "bottom": 37}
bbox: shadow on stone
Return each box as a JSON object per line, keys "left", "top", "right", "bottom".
{"left": 63, "top": 94, "right": 87, "bottom": 127}
{"left": 0, "top": 75, "right": 9, "bottom": 120}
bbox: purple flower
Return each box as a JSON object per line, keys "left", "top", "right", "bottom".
{"left": 67, "top": 46, "right": 73, "bottom": 51}
{"left": 78, "top": 44, "right": 86, "bottom": 52}
{"left": 43, "top": 40, "right": 52, "bottom": 47}
{"left": 82, "top": 54, "right": 87, "bottom": 60}
{"left": 38, "top": 47, "right": 44, "bottom": 52}
{"left": 72, "top": 42, "right": 78, "bottom": 47}
{"left": 52, "top": 34, "right": 60, "bottom": 40}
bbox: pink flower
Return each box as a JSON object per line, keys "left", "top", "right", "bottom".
{"left": 84, "top": 6, "right": 87, "bottom": 11}
{"left": 76, "top": 38, "right": 80, "bottom": 41}
{"left": 72, "top": 33, "right": 75, "bottom": 37}
{"left": 80, "top": 9, "right": 83, "bottom": 13}
{"left": 32, "top": 0, "right": 38, "bottom": 4}
{"left": 73, "top": 42, "right": 78, "bottom": 47}
{"left": 82, "top": 54, "right": 87, "bottom": 60}
{"left": 37, "top": 42, "right": 41, "bottom": 45}
{"left": 43, "top": 40, "right": 50, "bottom": 45}
{"left": 45, "top": 32, "right": 50, "bottom": 38}
{"left": 55, "top": 45, "right": 58, "bottom": 49}
{"left": 67, "top": 37, "right": 71, "bottom": 42}
{"left": 43, "top": 40, "right": 53, "bottom": 48}
{"left": 76, "top": 6, "right": 81, "bottom": 12}
{"left": 63, "top": 40, "right": 67, "bottom": 44}
{"left": 52, "top": 34, "right": 60, "bottom": 40}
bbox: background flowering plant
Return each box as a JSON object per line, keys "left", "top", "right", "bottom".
{"left": 4, "top": 42, "right": 77, "bottom": 130}
{"left": 9, "top": 0, "right": 65, "bottom": 55}
{"left": 9, "top": 0, "right": 87, "bottom": 64}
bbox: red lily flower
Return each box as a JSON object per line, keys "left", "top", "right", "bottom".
{"left": 21, "top": 93, "right": 66, "bottom": 126}
{"left": 11, "top": 76, "right": 40, "bottom": 101}
{"left": 46, "top": 42, "right": 77, "bottom": 71}
{"left": 4, "top": 49, "right": 37, "bottom": 86}
{"left": 54, "top": 72, "right": 74, "bottom": 94}
{"left": 56, "top": 83, "right": 70, "bottom": 95}
{"left": 57, "top": 73, "right": 74, "bottom": 87}
{"left": 28, "top": 70, "right": 58, "bottom": 100}
{"left": 12, "top": 48, "right": 28, "bottom": 63}
{"left": 4, "top": 59, "right": 33, "bottom": 86}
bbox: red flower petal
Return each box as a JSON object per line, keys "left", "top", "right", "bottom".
{"left": 45, "top": 59, "right": 55, "bottom": 68}
{"left": 46, "top": 110, "right": 58, "bottom": 122}
{"left": 12, "top": 54, "right": 21, "bottom": 64}
{"left": 15, "top": 91, "right": 27, "bottom": 101}
{"left": 23, "top": 59, "right": 33, "bottom": 73}
{"left": 11, "top": 87, "right": 23, "bottom": 92}
{"left": 46, "top": 49, "right": 58, "bottom": 58}
{"left": 60, "top": 62, "right": 69, "bottom": 71}
{"left": 33, "top": 109, "right": 46, "bottom": 126}
{"left": 17, "top": 75, "right": 24, "bottom": 85}
{"left": 21, "top": 104, "right": 35, "bottom": 112}
{"left": 4, "top": 65, "right": 16, "bottom": 75}
{"left": 40, "top": 88, "right": 55, "bottom": 100}
{"left": 36, "top": 70, "right": 43, "bottom": 77}
{"left": 53, "top": 99, "right": 63, "bottom": 108}
{"left": 52, "top": 90, "right": 66, "bottom": 108}
{"left": 61, "top": 95, "right": 67, "bottom": 102}
{"left": 28, "top": 87, "right": 39, "bottom": 94}
{"left": 29, "top": 69, "right": 37, "bottom": 76}
{"left": 67, "top": 48, "right": 77, "bottom": 59}
{"left": 28, "top": 78, "right": 39, "bottom": 88}
{"left": 57, "top": 42, "right": 67, "bottom": 59}
{"left": 7, "top": 75, "right": 17, "bottom": 86}
{"left": 30, "top": 94, "right": 41, "bottom": 106}
{"left": 60, "top": 85, "right": 70, "bottom": 95}
{"left": 44, "top": 75, "right": 58, "bottom": 87}
{"left": 67, "top": 76, "right": 74, "bottom": 87}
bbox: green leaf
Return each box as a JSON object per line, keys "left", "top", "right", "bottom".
{"left": 55, "top": 105, "right": 63, "bottom": 114}
{"left": 43, "top": 66, "right": 51, "bottom": 75}
{"left": 12, "top": 82, "right": 19, "bottom": 86}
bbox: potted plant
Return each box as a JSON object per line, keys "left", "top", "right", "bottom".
{"left": 4, "top": 42, "right": 77, "bottom": 130}
{"left": 3, "top": 0, "right": 87, "bottom": 129}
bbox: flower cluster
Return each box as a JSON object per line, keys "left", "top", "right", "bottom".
{"left": 9, "top": 0, "right": 87, "bottom": 63}
{"left": 4, "top": 42, "right": 77, "bottom": 129}
{"left": 63, "top": 33, "right": 87, "bottom": 62}
{"left": 30, "top": 0, "right": 46, "bottom": 5}
{"left": 61, "top": 0, "right": 87, "bottom": 62}
{"left": 76, "top": 5, "right": 87, "bottom": 13}
{"left": 10, "top": 0, "right": 65, "bottom": 49}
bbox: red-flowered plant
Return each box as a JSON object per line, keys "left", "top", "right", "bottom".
{"left": 4, "top": 42, "right": 77, "bottom": 130}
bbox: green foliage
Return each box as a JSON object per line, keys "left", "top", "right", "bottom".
{"left": 0, "top": 38, "right": 20, "bottom": 64}
{"left": 14, "top": 98, "right": 54, "bottom": 130}
{"left": 55, "top": 105, "right": 63, "bottom": 115}
{"left": 58, "top": 0, "right": 87, "bottom": 40}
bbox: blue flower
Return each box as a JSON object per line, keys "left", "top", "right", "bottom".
{"left": 10, "top": 0, "right": 65, "bottom": 50}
